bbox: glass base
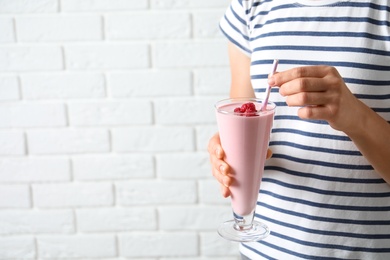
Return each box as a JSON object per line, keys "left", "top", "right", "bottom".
{"left": 218, "top": 220, "right": 270, "bottom": 242}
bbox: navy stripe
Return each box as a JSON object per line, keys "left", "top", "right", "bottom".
{"left": 272, "top": 128, "right": 351, "bottom": 141}
{"left": 258, "top": 215, "right": 390, "bottom": 241}
{"left": 241, "top": 243, "right": 277, "bottom": 260}
{"left": 250, "top": 31, "right": 390, "bottom": 42}
{"left": 249, "top": 2, "right": 390, "bottom": 22}
{"left": 259, "top": 202, "right": 390, "bottom": 225}
{"left": 259, "top": 190, "right": 390, "bottom": 211}
{"left": 251, "top": 59, "right": 390, "bottom": 71}
{"left": 336, "top": 2, "right": 390, "bottom": 11}
{"left": 223, "top": 13, "right": 250, "bottom": 41}
{"left": 262, "top": 177, "right": 390, "bottom": 197}
{"left": 246, "top": 0, "right": 273, "bottom": 17}
{"left": 265, "top": 165, "right": 385, "bottom": 184}
{"left": 229, "top": 4, "right": 246, "bottom": 27}
{"left": 253, "top": 45, "right": 390, "bottom": 56}
{"left": 355, "top": 93, "right": 390, "bottom": 100}
{"left": 274, "top": 115, "right": 328, "bottom": 125}
{"left": 243, "top": 241, "right": 344, "bottom": 260}
{"left": 269, "top": 141, "right": 362, "bottom": 156}
{"left": 272, "top": 101, "right": 286, "bottom": 107}
{"left": 343, "top": 77, "right": 390, "bottom": 86}
{"left": 254, "top": 16, "right": 390, "bottom": 30}
{"left": 271, "top": 154, "right": 374, "bottom": 170}
{"left": 252, "top": 74, "right": 390, "bottom": 86}
{"left": 219, "top": 25, "right": 251, "bottom": 54}
{"left": 249, "top": 4, "right": 297, "bottom": 20}
{"left": 255, "top": 89, "right": 390, "bottom": 101}
{"left": 254, "top": 88, "right": 279, "bottom": 93}
{"left": 268, "top": 229, "right": 390, "bottom": 251}
{"left": 373, "top": 107, "right": 390, "bottom": 113}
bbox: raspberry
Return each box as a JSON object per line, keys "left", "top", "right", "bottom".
{"left": 234, "top": 102, "right": 258, "bottom": 117}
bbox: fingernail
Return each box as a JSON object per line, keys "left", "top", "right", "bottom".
{"left": 219, "top": 165, "right": 225, "bottom": 174}
{"left": 215, "top": 148, "right": 221, "bottom": 157}
{"left": 223, "top": 176, "right": 230, "bottom": 187}
{"left": 268, "top": 77, "right": 275, "bottom": 86}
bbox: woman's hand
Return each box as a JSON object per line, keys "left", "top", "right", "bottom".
{"left": 268, "top": 65, "right": 361, "bottom": 133}
{"left": 208, "top": 132, "right": 232, "bottom": 198}
{"left": 268, "top": 65, "right": 390, "bottom": 182}
{"left": 208, "top": 132, "right": 273, "bottom": 198}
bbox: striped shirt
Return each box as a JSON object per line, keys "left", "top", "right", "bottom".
{"left": 220, "top": 0, "right": 390, "bottom": 259}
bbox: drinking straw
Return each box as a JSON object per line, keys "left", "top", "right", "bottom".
{"left": 260, "top": 59, "right": 279, "bottom": 111}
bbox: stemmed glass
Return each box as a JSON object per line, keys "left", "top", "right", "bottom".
{"left": 215, "top": 97, "right": 275, "bottom": 242}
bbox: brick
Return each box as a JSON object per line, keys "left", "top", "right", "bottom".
{"left": 68, "top": 100, "right": 152, "bottom": 126}
{"left": 0, "top": 210, "right": 74, "bottom": 234}
{"left": 76, "top": 207, "right": 156, "bottom": 232}
{"left": 27, "top": 129, "right": 110, "bottom": 154}
{"left": 193, "top": 11, "right": 225, "bottom": 38}
{"left": 151, "top": 0, "right": 228, "bottom": 9}
{"left": 0, "top": 185, "right": 30, "bottom": 208}
{"left": 0, "top": 46, "right": 63, "bottom": 72}
{"left": 17, "top": 15, "right": 102, "bottom": 42}
{"left": 119, "top": 232, "right": 198, "bottom": 257}
{"left": 198, "top": 180, "right": 230, "bottom": 205}
{"left": 112, "top": 127, "right": 194, "bottom": 152}
{"left": 194, "top": 68, "right": 230, "bottom": 95}
{"left": 108, "top": 70, "right": 192, "bottom": 97}
{"left": 161, "top": 256, "right": 241, "bottom": 260}
{"left": 61, "top": 0, "right": 148, "bottom": 12}
{"left": 154, "top": 97, "right": 216, "bottom": 124}
{"left": 73, "top": 155, "right": 154, "bottom": 181}
{"left": 200, "top": 232, "right": 240, "bottom": 257}
{"left": 0, "top": 157, "right": 70, "bottom": 182}
{"left": 65, "top": 44, "right": 149, "bottom": 70}
{"left": 106, "top": 12, "right": 190, "bottom": 40}
{"left": 159, "top": 206, "right": 231, "bottom": 230}
{"left": 0, "top": 17, "right": 14, "bottom": 43}
{"left": 0, "top": 0, "right": 57, "bottom": 13}
{"left": 0, "top": 103, "right": 66, "bottom": 128}
{"left": 0, "top": 130, "right": 25, "bottom": 155}
{"left": 156, "top": 153, "right": 209, "bottom": 179}
{"left": 21, "top": 72, "right": 105, "bottom": 99}
{"left": 37, "top": 235, "right": 116, "bottom": 258}
{"left": 33, "top": 183, "right": 113, "bottom": 208}
{"left": 116, "top": 180, "right": 197, "bottom": 205}
{"left": 0, "top": 76, "right": 20, "bottom": 100}
{"left": 0, "top": 236, "right": 35, "bottom": 259}
{"left": 154, "top": 40, "right": 228, "bottom": 68}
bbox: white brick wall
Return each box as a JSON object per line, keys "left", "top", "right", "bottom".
{"left": 0, "top": 0, "right": 238, "bottom": 259}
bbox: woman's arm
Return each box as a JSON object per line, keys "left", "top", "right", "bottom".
{"left": 345, "top": 100, "right": 390, "bottom": 183}
{"left": 227, "top": 42, "right": 255, "bottom": 98}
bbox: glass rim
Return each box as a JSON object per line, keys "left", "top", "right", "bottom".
{"left": 215, "top": 97, "right": 276, "bottom": 115}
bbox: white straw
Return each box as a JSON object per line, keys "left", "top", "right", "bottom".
{"left": 260, "top": 59, "right": 279, "bottom": 111}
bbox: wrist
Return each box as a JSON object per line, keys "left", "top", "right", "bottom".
{"left": 342, "top": 100, "right": 370, "bottom": 138}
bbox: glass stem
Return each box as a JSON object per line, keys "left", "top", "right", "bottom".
{"left": 233, "top": 209, "right": 255, "bottom": 231}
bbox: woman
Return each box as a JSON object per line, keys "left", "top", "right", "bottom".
{"left": 208, "top": 0, "right": 390, "bottom": 259}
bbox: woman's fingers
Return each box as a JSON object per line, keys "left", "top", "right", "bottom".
{"left": 220, "top": 184, "right": 231, "bottom": 198}
{"left": 208, "top": 133, "right": 232, "bottom": 197}
{"left": 266, "top": 148, "right": 273, "bottom": 159}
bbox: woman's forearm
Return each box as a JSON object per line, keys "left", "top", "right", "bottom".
{"left": 345, "top": 100, "right": 390, "bottom": 183}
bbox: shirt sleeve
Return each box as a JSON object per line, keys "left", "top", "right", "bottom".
{"left": 219, "top": 0, "right": 252, "bottom": 56}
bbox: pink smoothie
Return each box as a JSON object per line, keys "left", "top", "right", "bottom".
{"left": 216, "top": 101, "right": 274, "bottom": 216}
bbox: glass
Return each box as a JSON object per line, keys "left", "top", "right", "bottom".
{"left": 214, "top": 98, "right": 275, "bottom": 242}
